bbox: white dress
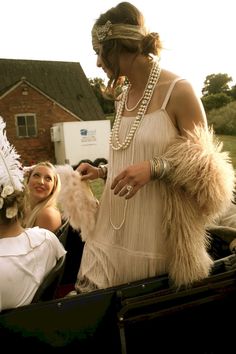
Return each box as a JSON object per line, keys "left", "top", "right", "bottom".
{"left": 77, "top": 79, "right": 181, "bottom": 291}
{"left": 0, "top": 227, "right": 66, "bottom": 311}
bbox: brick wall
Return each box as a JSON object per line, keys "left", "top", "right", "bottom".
{"left": 0, "top": 82, "right": 79, "bottom": 165}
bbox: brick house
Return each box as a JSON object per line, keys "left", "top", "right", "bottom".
{"left": 0, "top": 59, "right": 105, "bottom": 165}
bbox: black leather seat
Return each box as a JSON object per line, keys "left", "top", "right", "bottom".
{"left": 31, "top": 255, "right": 66, "bottom": 303}
{"left": 207, "top": 225, "right": 236, "bottom": 259}
{"left": 56, "top": 220, "right": 84, "bottom": 286}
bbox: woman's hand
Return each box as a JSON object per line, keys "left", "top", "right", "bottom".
{"left": 111, "top": 161, "right": 151, "bottom": 199}
{"left": 76, "top": 162, "right": 99, "bottom": 181}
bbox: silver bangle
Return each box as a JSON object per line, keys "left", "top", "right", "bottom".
{"left": 150, "top": 157, "right": 170, "bottom": 180}
{"left": 98, "top": 164, "right": 108, "bottom": 179}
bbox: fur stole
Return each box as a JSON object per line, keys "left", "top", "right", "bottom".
{"left": 161, "top": 126, "right": 235, "bottom": 287}
{"left": 56, "top": 165, "right": 98, "bottom": 241}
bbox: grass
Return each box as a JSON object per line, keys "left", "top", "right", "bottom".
{"left": 218, "top": 135, "right": 236, "bottom": 169}
{"left": 89, "top": 178, "right": 105, "bottom": 200}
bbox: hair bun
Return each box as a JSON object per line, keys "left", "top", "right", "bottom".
{"left": 146, "top": 32, "right": 160, "bottom": 41}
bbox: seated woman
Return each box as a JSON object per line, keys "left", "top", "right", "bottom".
{"left": 0, "top": 118, "right": 66, "bottom": 311}
{"left": 24, "top": 161, "right": 62, "bottom": 233}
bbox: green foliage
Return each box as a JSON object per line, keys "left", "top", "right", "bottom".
{"left": 202, "top": 93, "right": 232, "bottom": 112}
{"left": 229, "top": 85, "right": 236, "bottom": 100}
{"left": 89, "top": 77, "right": 115, "bottom": 114}
{"left": 89, "top": 179, "right": 105, "bottom": 200}
{"left": 201, "top": 73, "right": 236, "bottom": 113}
{"left": 202, "top": 73, "right": 232, "bottom": 96}
{"left": 207, "top": 101, "right": 236, "bottom": 135}
{"left": 105, "top": 113, "right": 115, "bottom": 128}
{"left": 219, "top": 135, "right": 236, "bottom": 169}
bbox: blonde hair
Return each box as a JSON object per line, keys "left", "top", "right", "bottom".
{"left": 24, "top": 161, "right": 61, "bottom": 228}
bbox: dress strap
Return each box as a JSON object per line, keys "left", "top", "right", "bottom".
{"left": 161, "top": 78, "right": 185, "bottom": 110}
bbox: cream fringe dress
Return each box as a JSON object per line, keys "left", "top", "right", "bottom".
{"left": 76, "top": 79, "right": 182, "bottom": 291}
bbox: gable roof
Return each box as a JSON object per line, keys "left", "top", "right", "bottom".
{"left": 0, "top": 58, "right": 105, "bottom": 121}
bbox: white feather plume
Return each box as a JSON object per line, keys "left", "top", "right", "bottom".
{"left": 0, "top": 116, "right": 24, "bottom": 191}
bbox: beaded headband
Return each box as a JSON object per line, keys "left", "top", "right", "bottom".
{"left": 92, "top": 20, "right": 147, "bottom": 48}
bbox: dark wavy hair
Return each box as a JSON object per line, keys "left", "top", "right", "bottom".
{"left": 93, "top": 2, "right": 162, "bottom": 93}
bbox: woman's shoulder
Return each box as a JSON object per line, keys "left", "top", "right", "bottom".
{"left": 26, "top": 227, "right": 66, "bottom": 256}
{"left": 158, "top": 70, "right": 198, "bottom": 107}
{"left": 35, "top": 206, "right": 62, "bottom": 233}
{"left": 159, "top": 69, "right": 191, "bottom": 89}
{"left": 159, "top": 68, "right": 179, "bottom": 80}
{"left": 24, "top": 227, "right": 55, "bottom": 247}
{"left": 38, "top": 206, "right": 61, "bottom": 217}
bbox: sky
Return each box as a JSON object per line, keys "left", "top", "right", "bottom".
{"left": 1, "top": 0, "right": 235, "bottom": 96}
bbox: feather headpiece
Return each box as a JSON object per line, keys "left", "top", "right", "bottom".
{"left": 0, "top": 116, "right": 24, "bottom": 192}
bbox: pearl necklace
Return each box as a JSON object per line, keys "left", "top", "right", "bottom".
{"left": 109, "top": 61, "right": 161, "bottom": 151}
{"left": 124, "top": 84, "right": 145, "bottom": 112}
{"left": 109, "top": 129, "right": 137, "bottom": 230}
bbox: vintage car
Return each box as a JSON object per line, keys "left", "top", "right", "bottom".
{"left": 1, "top": 223, "right": 236, "bottom": 353}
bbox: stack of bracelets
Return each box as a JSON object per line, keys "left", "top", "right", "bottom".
{"left": 98, "top": 164, "right": 108, "bottom": 179}
{"left": 98, "top": 160, "right": 169, "bottom": 181}
{"left": 150, "top": 157, "right": 170, "bottom": 180}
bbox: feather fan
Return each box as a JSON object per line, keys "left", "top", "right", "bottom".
{"left": 56, "top": 164, "right": 98, "bottom": 240}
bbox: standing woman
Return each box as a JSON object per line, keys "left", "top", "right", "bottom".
{"left": 24, "top": 161, "right": 62, "bottom": 233}
{"left": 76, "top": 2, "right": 235, "bottom": 292}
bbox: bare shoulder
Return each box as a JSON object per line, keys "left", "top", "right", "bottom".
{"left": 175, "top": 79, "right": 198, "bottom": 96}
{"left": 35, "top": 207, "right": 62, "bottom": 232}
{"left": 158, "top": 69, "right": 179, "bottom": 86}
{"left": 156, "top": 69, "right": 197, "bottom": 104}
{"left": 171, "top": 81, "right": 201, "bottom": 110}
{"left": 39, "top": 206, "right": 61, "bottom": 218}
{"left": 160, "top": 70, "right": 206, "bottom": 134}
{"left": 160, "top": 69, "right": 197, "bottom": 96}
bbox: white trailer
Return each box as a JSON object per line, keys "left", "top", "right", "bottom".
{"left": 50, "top": 120, "right": 111, "bottom": 166}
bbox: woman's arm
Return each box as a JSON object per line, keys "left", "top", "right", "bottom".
{"left": 170, "top": 80, "right": 207, "bottom": 135}
{"left": 76, "top": 162, "right": 101, "bottom": 181}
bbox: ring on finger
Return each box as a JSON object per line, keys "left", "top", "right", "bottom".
{"left": 126, "top": 184, "right": 133, "bottom": 193}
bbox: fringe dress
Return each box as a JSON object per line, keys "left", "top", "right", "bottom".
{"left": 76, "top": 79, "right": 183, "bottom": 291}
{"left": 76, "top": 78, "right": 235, "bottom": 291}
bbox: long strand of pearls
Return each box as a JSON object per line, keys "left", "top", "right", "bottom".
{"left": 124, "top": 84, "right": 145, "bottom": 112}
{"left": 109, "top": 60, "right": 161, "bottom": 230}
{"left": 109, "top": 122, "right": 137, "bottom": 230}
{"left": 109, "top": 61, "right": 161, "bottom": 151}
{"left": 109, "top": 200, "right": 128, "bottom": 230}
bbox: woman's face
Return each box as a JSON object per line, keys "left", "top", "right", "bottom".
{"left": 28, "top": 165, "right": 55, "bottom": 204}
{"left": 95, "top": 44, "right": 113, "bottom": 78}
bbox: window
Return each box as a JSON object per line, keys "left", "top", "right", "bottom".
{"left": 15, "top": 114, "right": 37, "bottom": 138}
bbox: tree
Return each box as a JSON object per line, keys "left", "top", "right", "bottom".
{"left": 201, "top": 92, "right": 232, "bottom": 112}
{"left": 89, "top": 77, "right": 115, "bottom": 114}
{"left": 207, "top": 101, "right": 236, "bottom": 135}
{"left": 229, "top": 84, "right": 236, "bottom": 100}
{"left": 202, "top": 73, "right": 232, "bottom": 96}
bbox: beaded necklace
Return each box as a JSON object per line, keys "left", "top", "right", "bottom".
{"left": 124, "top": 85, "right": 145, "bottom": 112}
{"left": 109, "top": 60, "right": 161, "bottom": 230}
{"left": 109, "top": 131, "right": 137, "bottom": 230}
{"left": 109, "top": 61, "right": 161, "bottom": 151}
